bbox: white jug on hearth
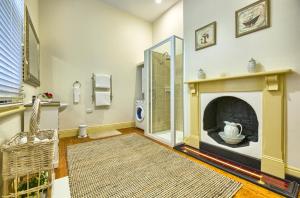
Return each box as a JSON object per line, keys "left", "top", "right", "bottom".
{"left": 224, "top": 121, "right": 243, "bottom": 138}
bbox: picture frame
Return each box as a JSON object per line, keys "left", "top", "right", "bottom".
{"left": 24, "top": 7, "right": 40, "bottom": 87}
{"left": 235, "top": 0, "right": 270, "bottom": 38}
{"left": 195, "top": 21, "right": 216, "bottom": 51}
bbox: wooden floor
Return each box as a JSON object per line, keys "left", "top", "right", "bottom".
{"left": 56, "top": 127, "right": 299, "bottom": 198}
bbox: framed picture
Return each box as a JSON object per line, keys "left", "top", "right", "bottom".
{"left": 195, "top": 21, "right": 216, "bottom": 51}
{"left": 235, "top": 0, "right": 270, "bottom": 38}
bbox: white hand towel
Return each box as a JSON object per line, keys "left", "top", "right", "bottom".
{"left": 73, "top": 87, "right": 80, "bottom": 103}
{"left": 94, "top": 74, "right": 111, "bottom": 89}
{"left": 95, "top": 91, "right": 111, "bottom": 106}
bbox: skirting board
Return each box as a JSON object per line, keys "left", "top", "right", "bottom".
{"left": 183, "top": 135, "right": 200, "bottom": 149}
{"left": 286, "top": 166, "right": 300, "bottom": 178}
{"left": 261, "top": 155, "right": 285, "bottom": 179}
{"left": 59, "top": 121, "right": 135, "bottom": 138}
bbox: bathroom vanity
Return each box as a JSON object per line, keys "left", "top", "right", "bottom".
{"left": 24, "top": 101, "right": 60, "bottom": 131}
{"left": 24, "top": 101, "right": 67, "bottom": 168}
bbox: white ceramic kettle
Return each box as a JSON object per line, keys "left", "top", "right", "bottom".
{"left": 224, "top": 121, "right": 243, "bottom": 138}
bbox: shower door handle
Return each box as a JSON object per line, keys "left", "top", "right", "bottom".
{"left": 152, "top": 91, "right": 156, "bottom": 100}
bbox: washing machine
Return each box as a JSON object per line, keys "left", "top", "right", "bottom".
{"left": 135, "top": 100, "right": 145, "bottom": 130}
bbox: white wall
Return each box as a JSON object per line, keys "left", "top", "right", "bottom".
{"left": 183, "top": 0, "right": 300, "bottom": 170}
{"left": 152, "top": 0, "right": 183, "bottom": 44}
{"left": 39, "top": 0, "right": 152, "bottom": 130}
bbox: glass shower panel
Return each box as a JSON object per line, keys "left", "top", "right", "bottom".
{"left": 150, "top": 40, "right": 172, "bottom": 144}
{"left": 174, "top": 38, "right": 184, "bottom": 145}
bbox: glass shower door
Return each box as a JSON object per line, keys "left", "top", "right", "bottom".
{"left": 174, "top": 37, "right": 184, "bottom": 145}
{"left": 149, "top": 40, "right": 172, "bottom": 145}
{"left": 146, "top": 36, "right": 184, "bottom": 147}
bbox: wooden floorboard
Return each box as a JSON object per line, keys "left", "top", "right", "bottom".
{"left": 56, "top": 127, "right": 299, "bottom": 198}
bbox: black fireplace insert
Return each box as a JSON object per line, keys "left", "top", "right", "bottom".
{"left": 203, "top": 96, "right": 259, "bottom": 148}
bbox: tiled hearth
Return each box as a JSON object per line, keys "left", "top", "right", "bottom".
{"left": 175, "top": 144, "right": 299, "bottom": 198}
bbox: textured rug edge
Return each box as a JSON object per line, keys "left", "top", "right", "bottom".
{"left": 88, "top": 130, "right": 121, "bottom": 139}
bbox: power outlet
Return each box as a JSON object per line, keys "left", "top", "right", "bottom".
{"left": 86, "top": 108, "right": 93, "bottom": 113}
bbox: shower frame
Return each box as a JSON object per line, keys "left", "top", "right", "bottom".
{"left": 144, "top": 35, "right": 184, "bottom": 147}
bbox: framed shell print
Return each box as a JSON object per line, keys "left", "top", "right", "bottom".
{"left": 236, "top": 0, "right": 270, "bottom": 38}
{"left": 195, "top": 21, "right": 217, "bottom": 51}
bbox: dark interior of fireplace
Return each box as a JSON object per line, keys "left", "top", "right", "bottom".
{"left": 203, "top": 96, "right": 259, "bottom": 148}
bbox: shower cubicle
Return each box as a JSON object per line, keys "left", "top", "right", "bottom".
{"left": 144, "top": 36, "right": 184, "bottom": 147}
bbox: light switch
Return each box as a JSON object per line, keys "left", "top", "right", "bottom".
{"left": 86, "top": 108, "right": 93, "bottom": 113}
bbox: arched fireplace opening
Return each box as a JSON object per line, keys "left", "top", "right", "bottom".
{"left": 203, "top": 96, "right": 259, "bottom": 148}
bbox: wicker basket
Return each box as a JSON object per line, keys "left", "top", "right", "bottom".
{"left": 1, "top": 130, "right": 56, "bottom": 198}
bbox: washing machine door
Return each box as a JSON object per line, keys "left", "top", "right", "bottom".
{"left": 136, "top": 105, "right": 144, "bottom": 122}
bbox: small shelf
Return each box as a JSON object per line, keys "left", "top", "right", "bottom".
{"left": 24, "top": 101, "right": 60, "bottom": 107}
{"left": 185, "top": 68, "right": 293, "bottom": 84}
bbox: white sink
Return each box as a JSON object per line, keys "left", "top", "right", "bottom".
{"left": 59, "top": 102, "right": 68, "bottom": 112}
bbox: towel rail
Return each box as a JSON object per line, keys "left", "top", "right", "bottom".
{"left": 92, "top": 74, "right": 112, "bottom": 104}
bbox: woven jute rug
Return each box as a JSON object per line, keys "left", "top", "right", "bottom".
{"left": 67, "top": 134, "right": 242, "bottom": 198}
{"left": 88, "top": 130, "right": 121, "bottom": 139}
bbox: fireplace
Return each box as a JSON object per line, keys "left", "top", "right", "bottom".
{"left": 184, "top": 69, "right": 292, "bottom": 178}
{"left": 200, "top": 92, "right": 262, "bottom": 159}
{"left": 184, "top": 69, "right": 292, "bottom": 184}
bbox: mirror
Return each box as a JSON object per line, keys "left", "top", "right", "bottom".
{"left": 24, "top": 7, "right": 40, "bottom": 87}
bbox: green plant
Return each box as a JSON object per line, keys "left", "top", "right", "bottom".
{"left": 17, "top": 171, "right": 48, "bottom": 198}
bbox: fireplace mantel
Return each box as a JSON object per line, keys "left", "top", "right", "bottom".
{"left": 186, "top": 69, "right": 292, "bottom": 84}
{"left": 184, "top": 68, "right": 292, "bottom": 179}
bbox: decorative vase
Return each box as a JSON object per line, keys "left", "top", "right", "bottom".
{"left": 248, "top": 58, "right": 257, "bottom": 73}
{"left": 198, "top": 69, "right": 206, "bottom": 79}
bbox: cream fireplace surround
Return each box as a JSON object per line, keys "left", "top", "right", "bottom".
{"left": 184, "top": 69, "right": 292, "bottom": 179}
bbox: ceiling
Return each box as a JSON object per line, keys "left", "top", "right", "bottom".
{"left": 101, "top": 0, "right": 180, "bottom": 22}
